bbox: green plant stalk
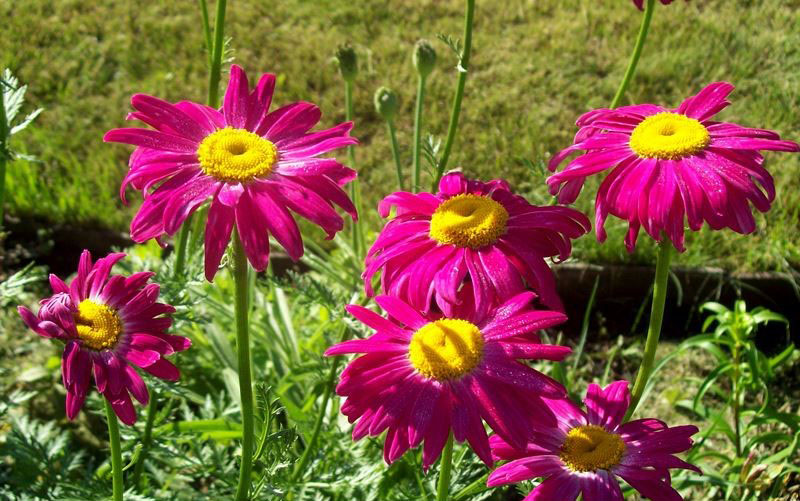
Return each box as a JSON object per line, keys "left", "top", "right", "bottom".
{"left": 387, "top": 120, "right": 405, "bottom": 191}
{"left": 105, "top": 399, "right": 124, "bottom": 501}
{"left": 173, "top": 0, "right": 227, "bottom": 278}
{"left": 207, "top": 0, "right": 227, "bottom": 109}
{"left": 412, "top": 75, "right": 427, "bottom": 192}
{"left": 625, "top": 241, "right": 672, "bottom": 420}
{"left": 344, "top": 79, "right": 364, "bottom": 259}
{"left": 435, "top": 433, "right": 455, "bottom": 501}
{"left": 431, "top": 0, "right": 475, "bottom": 191}
{"left": 232, "top": 230, "right": 255, "bottom": 501}
{"left": 131, "top": 393, "right": 158, "bottom": 488}
{"left": 731, "top": 343, "right": 742, "bottom": 457}
{"left": 290, "top": 323, "right": 348, "bottom": 481}
{"left": 610, "top": 0, "right": 655, "bottom": 109}
{"left": 0, "top": 90, "right": 8, "bottom": 227}
{"left": 198, "top": 0, "right": 213, "bottom": 68}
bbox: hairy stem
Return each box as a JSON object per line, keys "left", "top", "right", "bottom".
{"left": 344, "top": 78, "right": 364, "bottom": 259}
{"left": 232, "top": 230, "right": 255, "bottom": 501}
{"left": 625, "top": 241, "right": 672, "bottom": 420}
{"left": 610, "top": 0, "right": 655, "bottom": 108}
{"left": 387, "top": 120, "right": 404, "bottom": 191}
{"left": 131, "top": 393, "right": 158, "bottom": 489}
{"left": 105, "top": 399, "right": 124, "bottom": 501}
{"left": 0, "top": 85, "right": 8, "bottom": 228}
{"left": 431, "top": 0, "right": 475, "bottom": 190}
{"left": 435, "top": 434, "right": 455, "bottom": 501}
{"left": 412, "top": 75, "right": 427, "bottom": 192}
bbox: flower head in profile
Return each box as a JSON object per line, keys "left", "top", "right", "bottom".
{"left": 364, "top": 172, "right": 589, "bottom": 314}
{"left": 632, "top": 0, "right": 684, "bottom": 9}
{"left": 488, "top": 381, "right": 700, "bottom": 501}
{"left": 325, "top": 290, "right": 571, "bottom": 469}
{"left": 105, "top": 65, "right": 358, "bottom": 280}
{"left": 18, "top": 250, "right": 190, "bottom": 425}
{"left": 548, "top": 82, "right": 799, "bottom": 252}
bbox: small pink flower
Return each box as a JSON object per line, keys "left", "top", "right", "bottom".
{"left": 326, "top": 291, "right": 571, "bottom": 469}
{"left": 364, "top": 172, "right": 589, "bottom": 314}
{"left": 548, "top": 82, "right": 799, "bottom": 252}
{"left": 488, "top": 381, "right": 700, "bottom": 501}
{"left": 18, "top": 250, "right": 190, "bottom": 425}
{"left": 105, "top": 65, "right": 358, "bottom": 280}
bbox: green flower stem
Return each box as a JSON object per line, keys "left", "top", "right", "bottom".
{"left": 173, "top": 0, "right": 227, "bottom": 277}
{"left": 431, "top": 0, "right": 475, "bottom": 191}
{"left": 731, "top": 344, "right": 742, "bottom": 457}
{"left": 232, "top": 230, "right": 255, "bottom": 501}
{"left": 207, "top": 0, "right": 227, "bottom": 110}
{"left": 344, "top": 78, "right": 364, "bottom": 259}
{"left": 198, "top": 0, "right": 213, "bottom": 68}
{"left": 131, "top": 393, "right": 158, "bottom": 489}
{"left": 610, "top": 0, "right": 655, "bottom": 109}
{"left": 387, "top": 120, "right": 405, "bottom": 191}
{"left": 104, "top": 399, "right": 124, "bottom": 501}
{"left": 290, "top": 323, "right": 348, "bottom": 482}
{"left": 435, "top": 433, "right": 455, "bottom": 501}
{"left": 412, "top": 74, "right": 427, "bottom": 193}
{"left": 0, "top": 152, "right": 6, "bottom": 230}
{"left": 0, "top": 88, "right": 8, "bottom": 228}
{"left": 625, "top": 240, "right": 672, "bottom": 420}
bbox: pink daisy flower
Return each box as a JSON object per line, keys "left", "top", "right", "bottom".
{"left": 548, "top": 82, "right": 799, "bottom": 252}
{"left": 104, "top": 65, "right": 358, "bottom": 281}
{"left": 488, "top": 381, "right": 700, "bottom": 501}
{"left": 17, "top": 250, "right": 190, "bottom": 425}
{"left": 363, "top": 171, "right": 590, "bottom": 314}
{"left": 325, "top": 290, "right": 571, "bottom": 469}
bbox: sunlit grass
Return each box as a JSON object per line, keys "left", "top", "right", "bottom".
{"left": 1, "top": 0, "right": 797, "bottom": 271}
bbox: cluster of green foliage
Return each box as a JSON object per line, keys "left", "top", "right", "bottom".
{"left": 1, "top": 240, "right": 797, "bottom": 500}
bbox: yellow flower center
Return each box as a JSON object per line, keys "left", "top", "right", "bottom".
{"left": 629, "top": 112, "right": 710, "bottom": 159}
{"left": 408, "top": 318, "right": 484, "bottom": 381}
{"left": 429, "top": 194, "right": 508, "bottom": 249}
{"left": 74, "top": 300, "right": 123, "bottom": 351}
{"left": 197, "top": 127, "right": 278, "bottom": 182}
{"left": 559, "top": 425, "right": 626, "bottom": 473}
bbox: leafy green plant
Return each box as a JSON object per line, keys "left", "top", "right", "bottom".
{"left": 673, "top": 301, "right": 799, "bottom": 500}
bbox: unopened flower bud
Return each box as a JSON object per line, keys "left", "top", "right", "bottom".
{"left": 374, "top": 87, "right": 398, "bottom": 122}
{"left": 412, "top": 40, "right": 436, "bottom": 78}
{"left": 335, "top": 44, "right": 358, "bottom": 82}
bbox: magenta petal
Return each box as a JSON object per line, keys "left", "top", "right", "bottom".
{"left": 262, "top": 101, "right": 322, "bottom": 142}
{"left": 130, "top": 94, "right": 209, "bottom": 141}
{"left": 223, "top": 64, "right": 250, "bottom": 128}
{"left": 487, "top": 455, "right": 565, "bottom": 486}
{"left": 523, "top": 472, "right": 581, "bottom": 501}
{"left": 107, "top": 390, "right": 137, "bottom": 425}
{"left": 129, "top": 333, "right": 175, "bottom": 355}
{"left": 124, "top": 365, "right": 150, "bottom": 406}
{"left": 374, "top": 295, "right": 428, "bottom": 330}
{"left": 104, "top": 128, "right": 199, "bottom": 153}
{"left": 141, "top": 358, "right": 180, "bottom": 381}
{"left": 204, "top": 196, "right": 235, "bottom": 281}
{"left": 580, "top": 470, "right": 624, "bottom": 501}
{"left": 584, "top": 381, "right": 630, "bottom": 430}
{"left": 234, "top": 190, "right": 271, "bottom": 271}
{"left": 246, "top": 73, "right": 277, "bottom": 131}
{"left": 251, "top": 188, "right": 304, "bottom": 261}
{"left": 49, "top": 274, "right": 70, "bottom": 294}
{"left": 677, "top": 82, "right": 735, "bottom": 121}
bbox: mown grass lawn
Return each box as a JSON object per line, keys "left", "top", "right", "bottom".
{"left": 1, "top": 0, "right": 798, "bottom": 271}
